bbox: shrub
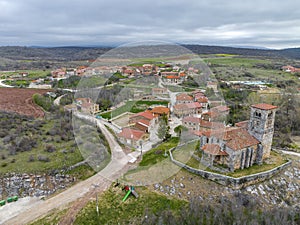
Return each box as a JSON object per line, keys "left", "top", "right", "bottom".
{"left": 28, "top": 155, "right": 35, "bottom": 162}
{"left": 45, "top": 144, "right": 56, "bottom": 153}
{"left": 38, "top": 155, "right": 50, "bottom": 162}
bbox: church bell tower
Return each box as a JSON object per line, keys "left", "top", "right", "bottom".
{"left": 248, "top": 103, "right": 277, "bottom": 159}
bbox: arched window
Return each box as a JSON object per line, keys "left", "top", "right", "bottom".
{"left": 254, "top": 111, "right": 261, "bottom": 118}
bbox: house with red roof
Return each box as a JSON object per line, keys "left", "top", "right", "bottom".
{"left": 202, "top": 105, "right": 230, "bottom": 122}
{"left": 175, "top": 93, "right": 194, "bottom": 104}
{"left": 173, "top": 102, "right": 202, "bottom": 117}
{"left": 183, "top": 116, "right": 225, "bottom": 131}
{"left": 164, "top": 75, "right": 180, "bottom": 84}
{"left": 282, "top": 65, "right": 300, "bottom": 73}
{"left": 198, "top": 103, "right": 278, "bottom": 172}
{"left": 129, "top": 111, "right": 157, "bottom": 124}
{"left": 118, "top": 127, "right": 148, "bottom": 148}
{"left": 150, "top": 106, "right": 170, "bottom": 118}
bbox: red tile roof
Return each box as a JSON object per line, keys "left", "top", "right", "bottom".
{"left": 136, "top": 119, "right": 150, "bottom": 127}
{"left": 251, "top": 103, "right": 277, "bottom": 110}
{"left": 130, "top": 111, "right": 156, "bottom": 121}
{"left": 225, "top": 128, "right": 260, "bottom": 151}
{"left": 202, "top": 111, "right": 219, "bottom": 119}
{"left": 235, "top": 120, "right": 249, "bottom": 128}
{"left": 173, "top": 104, "right": 186, "bottom": 110}
{"left": 151, "top": 106, "right": 170, "bottom": 115}
{"left": 186, "top": 102, "right": 202, "bottom": 109}
{"left": 174, "top": 102, "right": 202, "bottom": 110}
{"left": 176, "top": 93, "right": 193, "bottom": 101}
{"left": 196, "top": 96, "right": 208, "bottom": 103}
{"left": 183, "top": 116, "right": 201, "bottom": 123}
{"left": 211, "top": 105, "right": 230, "bottom": 112}
{"left": 166, "top": 75, "right": 180, "bottom": 79}
{"left": 202, "top": 144, "right": 228, "bottom": 156}
{"left": 118, "top": 128, "right": 145, "bottom": 141}
{"left": 200, "top": 119, "right": 224, "bottom": 129}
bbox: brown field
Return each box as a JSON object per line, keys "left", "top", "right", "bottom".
{"left": 0, "top": 87, "right": 50, "bottom": 118}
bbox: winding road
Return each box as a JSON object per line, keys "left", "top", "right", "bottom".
{"left": 4, "top": 113, "right": 130, "bottom": 225}
{"left": 0, "top": 79, "right": 13, "bottom": 88}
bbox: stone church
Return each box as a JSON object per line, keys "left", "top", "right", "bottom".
{"left": 199, "top": 103, "right": 277, "bottom": 172}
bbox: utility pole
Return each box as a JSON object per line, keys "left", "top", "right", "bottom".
{"left": 140, "top": 141, "right": 143, "bottom": 161}
{"left": 96, "top": 193, "right": 99, "bottom": 216}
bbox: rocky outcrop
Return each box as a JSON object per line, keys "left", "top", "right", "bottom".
{"left": 153, "top": 160, "right": 300, "bottom": 209}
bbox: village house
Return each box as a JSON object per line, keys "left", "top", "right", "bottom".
{"left": 175, "top": 93, "right": 194, "bottom": 104}
{"left": 199, "top": 103, "right": 277, "bottom": 172}
{"left": 76, "top": 66, "right": 88, "bottom": 76}
{"left": 207, "top": 81, "right": 218, "bottom": 92}
{"left": 117, "top": 127, "right": 148, "bottom": 148}
{"left": 282, "top": 65, "right": 300, "bottom": 73}
{"left": 183, "top": 116, "right": 225, "bottom": 132}
{"left": 122, "top": 67, "right": 136, "bottom": 77}
{"left": 152, "top": 88, "right": 168, "bottom": 97}
{"left": 142, "top": 64, "right": 155, "bottom": 75}
{"left": 192, "top": 91, "right": 209, "bottom": 110}
{"left": 164, "top": 75, "right": 180, "bottom": 84}
{"left": 75, "top": 98, "right": 100, "bottom": 115}
{"left": 161, "top": 71, "right": 178, "bottom": 76}
{"left": 51, "top": 68, "right": 66, "bottom": 78}
{"left": 129, "top": 111, "right": 157, "bottom": 124}
{"left": 202, "top": 105, "right": 230, "bottom": 121}
{"left": 173, "top": 102, "right": 202, "bottom": 117}
{"left": 149, "top": 106, "right": 170, "bottom": 118}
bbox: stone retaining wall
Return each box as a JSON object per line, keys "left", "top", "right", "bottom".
{"left": 0, "top": 173, "right": 76, "bottom": 199}
{"left": 169, "top": 148, "right": 291, "bottom": 189}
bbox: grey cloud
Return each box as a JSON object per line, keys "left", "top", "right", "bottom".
{"left": 0, "top": 0, "right": 300, "bottom": 48}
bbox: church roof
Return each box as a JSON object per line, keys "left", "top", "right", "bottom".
{"left": 252, "top": 103, "right": 277, "bottom": 110}
{"left": 225, "top": 128, "right": 260, "bottom": 151}
{"left": 202, "top": 144, "right": 228, "bottom": 156}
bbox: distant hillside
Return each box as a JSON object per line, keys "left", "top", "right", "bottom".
{"left": 0, "top": 46, "right": 110, "bottom": 61}
{"left": 0, "top": 45, "right": 300, "bottom": 62}
{"left": 279, "top": 47, "right": 300, "bottom": 60}
{"left": 184, "top": 45, "right": 300, "bottom": 59}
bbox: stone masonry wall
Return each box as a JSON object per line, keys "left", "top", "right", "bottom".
{"left": 0, "top": 173, "right": 76, "bottom": 199}
{"left": 169, "top": 148, "right": 291, "bottom": 189}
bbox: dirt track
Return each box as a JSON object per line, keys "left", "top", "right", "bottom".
{"left": 0, "top": 88, "right": 49, "bottom": 118}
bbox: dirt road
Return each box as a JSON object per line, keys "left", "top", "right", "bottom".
{"left": 4, "top": 114, "right": 129, "bottom": 225}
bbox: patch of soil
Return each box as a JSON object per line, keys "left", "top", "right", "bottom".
{"left": 0, "top": 87, "right": 50, "bottom": 118}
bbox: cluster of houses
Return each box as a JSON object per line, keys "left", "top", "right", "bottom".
{"left": 117, "top": 106, "right": 170, "bottom": 149}
{"left": 51, "top": 62, "right": 195, "bottom": 82}
{"left": 120, "top": 63, "right": 192, "bottom": 84}
{"left": 51, "top": 66, "right": 89, "bottom": 78}
{"left": 180, "top": 98, "right": 277, "bottom": 172}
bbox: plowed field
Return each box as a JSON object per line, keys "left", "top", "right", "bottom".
{"left": 0, "top": 88, "right": 50, "bottom": 117}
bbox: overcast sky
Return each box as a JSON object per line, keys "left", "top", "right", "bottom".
{"left": 1, "top": 0, "right": 300, "bottom": 49}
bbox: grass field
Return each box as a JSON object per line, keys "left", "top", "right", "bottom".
{"left": 74, "top": 186, "right": 187, "bottom": 225}
{"left": 1, "top": 70, "right": 51, "bottom": 79}
{"left": 226, "top": 151, "right": 288, "bottom": 178}
{"left": 140, "top": 137, "right": 179, "bottom": 167}
{"left": 100, "top": 101, "right": 136, "bottom": 119}
{"left": 31, "top": 186, "right": 187, "bottom": 225}
{"left": 204, "top": 57, "right": 272, "bottom": 67}
{"left": 100, "top": 100, "right": 169, "bottom": 119}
